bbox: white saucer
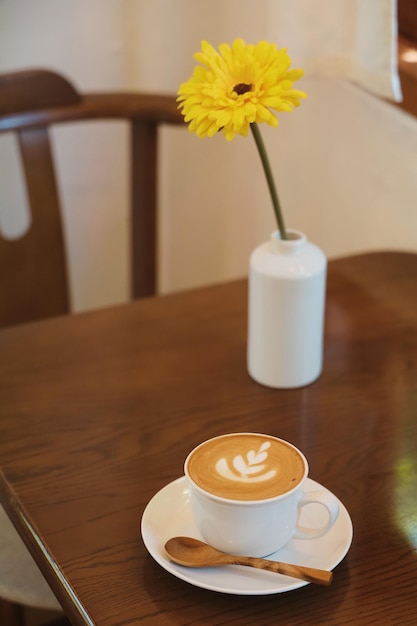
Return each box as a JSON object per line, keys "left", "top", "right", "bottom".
{"left": 141, "top": 476, "right": 353, "bottom": 595}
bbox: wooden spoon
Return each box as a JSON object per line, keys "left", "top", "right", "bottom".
{"left": 165, "top": 536, "right": 333, "bottom": 586}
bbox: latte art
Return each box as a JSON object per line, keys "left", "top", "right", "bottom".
{"left": 186, "top": 433, "right": 306, "bottom": 501}
{"left": 215, "top": 441, "right": 277, "bottom": 483}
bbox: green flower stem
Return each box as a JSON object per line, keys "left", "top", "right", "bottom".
{"left": 250, "top": 122, "right": 287, "bottom": 240}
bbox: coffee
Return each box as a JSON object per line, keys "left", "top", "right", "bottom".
{"left": 185, "top": 433, "right": 305, "bottom": 501}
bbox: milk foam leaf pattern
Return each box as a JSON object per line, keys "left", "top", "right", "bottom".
{"left": 245, "top": 464, "right": 267, "bottom": 476}
{"left": 216, "top": 457, "right": 277, "bottom": 483}
{"left": 233, "top": 455, "right": 266, "bottom": 476}
{"left": 247, "top": 442, "right": 270, "bottom": 465}
{"left": 177, "top": 38, "right": 306, "bottom": 239}
{"left": 233, "top": 455, "right": 249, "bottom": 475}
{"left": 231, "top": 441, "right": 272, "bottom": 478}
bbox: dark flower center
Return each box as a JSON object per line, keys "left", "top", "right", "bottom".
{"left": 233, "top": 83, "right": 253, "bottom": 95}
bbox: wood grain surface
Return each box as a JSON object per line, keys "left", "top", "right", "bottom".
{"left": 0, "top": 251, "right": 416, "bottom": 625}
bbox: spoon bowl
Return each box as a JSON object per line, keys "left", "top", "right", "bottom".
{"left": 165, "top": 536, "right": 333, "bottom": 586}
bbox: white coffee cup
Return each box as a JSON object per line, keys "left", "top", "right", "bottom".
{"left": 184, "top": 433, "right": 339, "bottom": 557}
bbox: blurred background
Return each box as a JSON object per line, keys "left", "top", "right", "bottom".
{"left": 0, "top": 0, "right": 416, "bottom": 314}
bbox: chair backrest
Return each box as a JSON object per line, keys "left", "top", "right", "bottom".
{"left": 0, "top": 69, "right": 183, "bottom": 327}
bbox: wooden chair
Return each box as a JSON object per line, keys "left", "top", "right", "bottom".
{"left": 0, "top": 68, "right": 183, "bottom": 327}
{"left": 0, "top": 68, "right": 183, "bottom": 624}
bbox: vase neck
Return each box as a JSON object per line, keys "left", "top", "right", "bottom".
{"left": 271, "top": 230, "right": 306, "bottom": 254}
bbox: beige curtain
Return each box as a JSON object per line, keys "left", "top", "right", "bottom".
{"left": 127, "top": 0, "right": 401, "bottom": 100}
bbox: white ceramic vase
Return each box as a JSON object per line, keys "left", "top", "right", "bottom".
{"left": 247, "top": 230, "right": 327, "bottom": 389}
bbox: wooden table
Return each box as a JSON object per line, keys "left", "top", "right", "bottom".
{"left": 0, "top": 251, "right": 416, "bottom": 625}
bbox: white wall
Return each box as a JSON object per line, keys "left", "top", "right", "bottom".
{"left": 1, "top": 0, "right": 416, "bottom": 313}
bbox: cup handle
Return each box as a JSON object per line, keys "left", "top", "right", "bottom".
{"left": 293, "top": 490, "right": 339, "bottom": 540}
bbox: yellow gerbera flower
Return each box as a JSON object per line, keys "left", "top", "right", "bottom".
{"left": 177, "top": 38, "right": 306, "bottom": 141}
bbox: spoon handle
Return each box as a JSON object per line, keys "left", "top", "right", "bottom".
{"left": 233, "top": 557, "right": 333, "bottom": 586}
